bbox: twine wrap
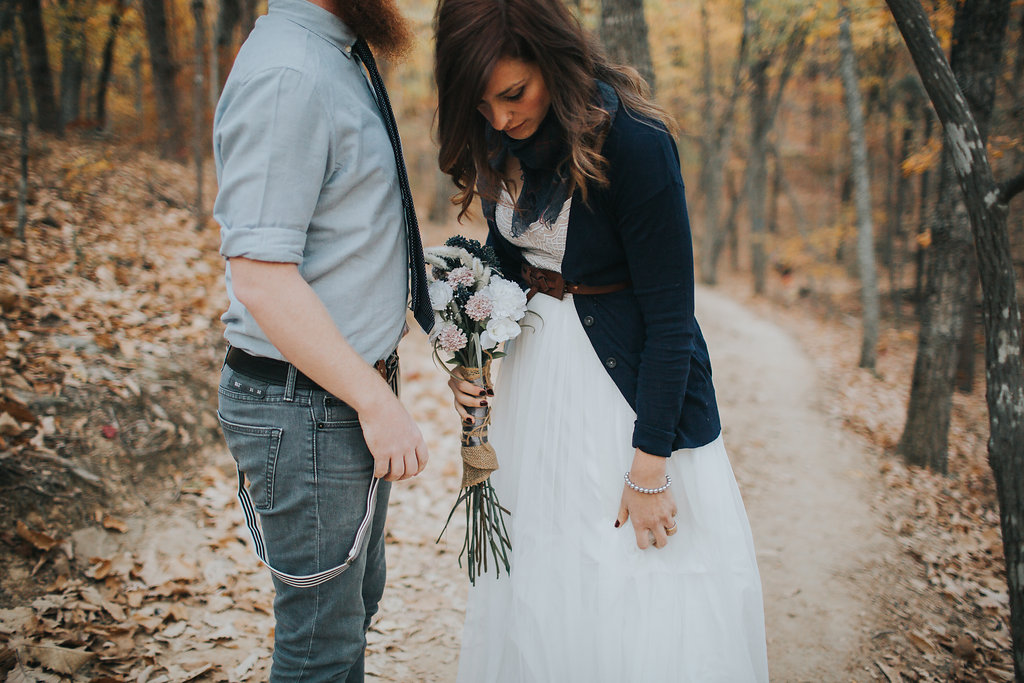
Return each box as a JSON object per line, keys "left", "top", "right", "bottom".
{"left": 460, "top": 362, "right": 498, "bottom": 488}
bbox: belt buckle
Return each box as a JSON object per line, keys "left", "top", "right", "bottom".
{"left": 375, "top": 352, "right": 399, "bottom": 382}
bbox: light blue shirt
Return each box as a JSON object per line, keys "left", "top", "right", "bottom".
{"left": 213, "top": 0, "right": 408, "bottom": 364}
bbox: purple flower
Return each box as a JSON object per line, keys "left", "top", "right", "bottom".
{"left": 437, "top": 324, "right": 468, "bottom": 353}
{"left": 465, "top": 293, "right": 494, "bottom": 321}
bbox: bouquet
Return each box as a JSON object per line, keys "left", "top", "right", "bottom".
{"left": 425, "top": 236, "right": 528, "bottom": 584}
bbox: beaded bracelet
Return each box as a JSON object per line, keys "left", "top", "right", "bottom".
{"left": 623, "top": 472, "right": 672, "bottom": 494}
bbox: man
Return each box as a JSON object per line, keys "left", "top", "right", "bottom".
{"left": 212, "top": 0, "right": 431, "bottom": 679}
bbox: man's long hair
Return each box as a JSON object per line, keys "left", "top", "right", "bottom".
{"left": 433, "top": 0, "right": 674, "bottom": 220}
{"left": 336, "top": 0, "right": 413, "bottom": 60}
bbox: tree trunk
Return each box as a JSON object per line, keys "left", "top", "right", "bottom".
{"left": 95, "top": 0, "right": 126, "bottom": 130}
{"left": 191, "top": 0, "right": 207, "bottom": 224}
{"left": 132, "top": 52, "right": 144, "bottom": 118}
{"left": 890, "top": 104, "right": 914, "bottom": 325}
{"left": 748, "top": 58, "right": 769, "bottom": 294}
{"left": 744, "top": 13, "right": 807, "bottom": 295}
{"left": 241, "top": 0, "right": 258, "bottom": 36}
{"left": 899, "top": 163, "right": 971, "bottom": 473}
{"left": 599, "top": 0, "right": 656, "bottom": 93}
{"left": 913, "top": 111, "right": 934, "bottom": 316}
{"left": 724, "top": 167, "right": 743, "bottom": 272}
{"left": 886, "top": 0, "right": 1024, "bottom": 678}
{"left": 899, "top": 0, "right": 1008, "bottom": 472}
{"left": 0, "top": 3, "right": 12, "bottom": 115}
{"left": 214, "top": 0, "right": 241, "bottom": 99}
{"left": 698, "top": 0, "right": 750, "bottom": 286}
{"left": 18, "top": 0, "right": 60, "bottom": 132}
{"left": 838, "top": 1, "right": 880, "bottom": 370}
{"left": 142, "top": 0, "right": 181, "bottom": 157}
{"left": 956, "top": 273, "right": 979, "bottom": 392}
{"left": 10, "top": 16, "right": 31, "bottom": 241}
{"left": 58, "top": 0, "right": 86, "bottom": 128}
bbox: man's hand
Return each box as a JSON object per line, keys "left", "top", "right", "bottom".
{"left": 230, "top": 257, "right": 430, "bottom": 481}
{"left": 358, "top": 391, "right": 429, "bottom": 481}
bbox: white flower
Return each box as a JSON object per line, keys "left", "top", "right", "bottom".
{"left": 428, "top": 312, "right": 445, "bottom": 342}
{"left": 484, "top": 276, "right": 528, "bottom": 321}
{"left": 485, "top": 317, "right": 521, "bottom": 344}
{"left": 428, "top": 281, "right": 454, "bottom": 311}
{"left": 480, "top": 329, "right": 499, "bottom": 351}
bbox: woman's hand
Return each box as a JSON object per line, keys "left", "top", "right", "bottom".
{"left": 447, "top": 367, "right": 492, "bottom": 424}
{"left": 616, "top": 448, "right": 678, "bottom": 549}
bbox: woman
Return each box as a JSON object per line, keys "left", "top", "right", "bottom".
{"left": 434, "top": 0, "right": 768, "bottom": 680}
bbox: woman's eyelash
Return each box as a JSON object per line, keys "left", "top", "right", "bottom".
{"left": 503, "top": 89, "right": 524, "bottom": 101}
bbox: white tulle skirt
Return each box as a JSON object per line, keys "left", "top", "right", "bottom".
{"left": 457, "top": 292, "right": 769, "bottom": 683}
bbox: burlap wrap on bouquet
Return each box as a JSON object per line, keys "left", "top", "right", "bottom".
{"left": 459, "top": 362, "right": 498, "bottom": 488}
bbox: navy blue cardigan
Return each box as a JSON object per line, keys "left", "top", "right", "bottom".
{"left": 485, "top": 105, "right": 721, "bottom": 457}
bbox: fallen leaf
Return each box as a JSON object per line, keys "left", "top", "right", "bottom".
{"left": 5, "top": 664, "right": 63, "bottom": 683}
{"left": 952, "top": 633, "right": 976, "bottom": 660}
{"left": 0, "top": 412, "right": 24, "bottom": 436}
{"left": 18, "top": 643, "right": 93, "bottom": 674}
{"left": 101, "top": 515, "right": 129, "bottom": 533}
{"left": 875, "top": 659, "right": 902, "bottom": 683}
{"left": 15, "top": 521, "right": 58, "bottom": 552}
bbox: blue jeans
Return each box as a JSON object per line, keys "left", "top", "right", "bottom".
{"left": 217, "top": 363, "right": 394, "bottom": 682}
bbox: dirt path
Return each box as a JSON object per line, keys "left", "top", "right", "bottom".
{"left": 60, "top": 286, "right": 896, "bottom": 681}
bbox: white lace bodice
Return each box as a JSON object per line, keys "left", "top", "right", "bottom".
{"left": 495, "top": 189, "right": 571, "bottom": 273}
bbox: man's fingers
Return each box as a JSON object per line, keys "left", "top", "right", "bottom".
{"left": 414, "top": 442, "right": 429, "bottom": 476}
{"left": 384, "top": 455, "right": 405, "bottom": 482}
{"left": 373, "top": 457, "right": 390, "bottom": 480}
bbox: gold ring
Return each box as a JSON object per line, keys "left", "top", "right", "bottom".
{"left": 665, "top": 523, "right": 678, "bottom": 537}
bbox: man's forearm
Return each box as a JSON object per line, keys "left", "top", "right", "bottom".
{"left": 229, "top": 257, "right": 395, "bottom": 413}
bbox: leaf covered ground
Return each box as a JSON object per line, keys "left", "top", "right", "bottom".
{"left": 0, "top": 125, "right": 1014, "bottom": 681}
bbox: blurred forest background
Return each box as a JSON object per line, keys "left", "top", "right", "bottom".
{"left": 1, "top": 0, "right": 1024, "bottom": 680}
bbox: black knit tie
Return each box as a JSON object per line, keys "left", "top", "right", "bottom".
{"left": 352, "top": 38, "right": 434, "bottom": 334}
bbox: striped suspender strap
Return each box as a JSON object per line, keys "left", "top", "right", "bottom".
{"left": 234, "top": 469, "right": 380, "bottom": 588}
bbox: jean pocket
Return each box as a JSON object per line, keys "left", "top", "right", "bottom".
{"left": 217, "top": 412, "right": 283, "bottom": 512}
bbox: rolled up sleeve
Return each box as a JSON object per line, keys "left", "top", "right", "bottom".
{"left": 214, "top": 67, "right": 332, "bottom": 264}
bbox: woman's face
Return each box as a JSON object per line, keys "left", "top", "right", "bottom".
{"left": 477, "top": 58, "right": 551, "bottom": 140}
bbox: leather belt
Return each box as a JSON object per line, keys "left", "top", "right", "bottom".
{"left": 225, "top": 346, "right": 397, "bottom": 393}
{"left": 520, "top": 264, "right": 630, "bottom": 301}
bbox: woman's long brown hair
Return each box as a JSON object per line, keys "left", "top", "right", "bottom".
{"left": 434, "top": 0, "right": 674, "bottom": 220}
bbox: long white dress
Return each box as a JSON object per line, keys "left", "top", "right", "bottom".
{"left": 457, "top": 194, "right": 769, "bottom": 683}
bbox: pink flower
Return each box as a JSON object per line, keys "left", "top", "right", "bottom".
{"left": 465, "top": 293, "right": 493, "bottom": 321}
{"left": 447, "top": 267, "right": 476, "bottom": 287}
{"left": 437, "top": 324, "right": 468, "bottom": 353}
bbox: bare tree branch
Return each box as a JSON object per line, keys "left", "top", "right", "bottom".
{"left": 998, "top": 170, "right": 1024, "bottom": 203}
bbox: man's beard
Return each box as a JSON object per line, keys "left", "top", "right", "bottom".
{"left": 335, "top": 0, "right": 413, "bottom": 61}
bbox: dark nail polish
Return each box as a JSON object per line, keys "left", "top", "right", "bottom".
{"left": 486, "top": 389, "right": 494, "bottom": 396}
{"left": 614, "top": 520, "right": 620, "bottom": 528}
{"left": 463, "top": 417, "right": 473, "bottom": 425}
{"left": 480, "top": 400, "right": 489, "bottom": 407}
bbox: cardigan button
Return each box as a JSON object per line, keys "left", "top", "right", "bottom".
{"left": 582, "top": 315, "right": 595, "bottom": 327}
{"left": 604, "top": 357, "right": 617, "bottom": 369}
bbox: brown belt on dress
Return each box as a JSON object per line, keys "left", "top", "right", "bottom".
{"left": 520, "top": 263, "right": 630, "bottom": 301}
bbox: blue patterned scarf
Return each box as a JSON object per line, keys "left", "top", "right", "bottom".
{"left": 482, "top": 80, "right": 619, "bottom": 237}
